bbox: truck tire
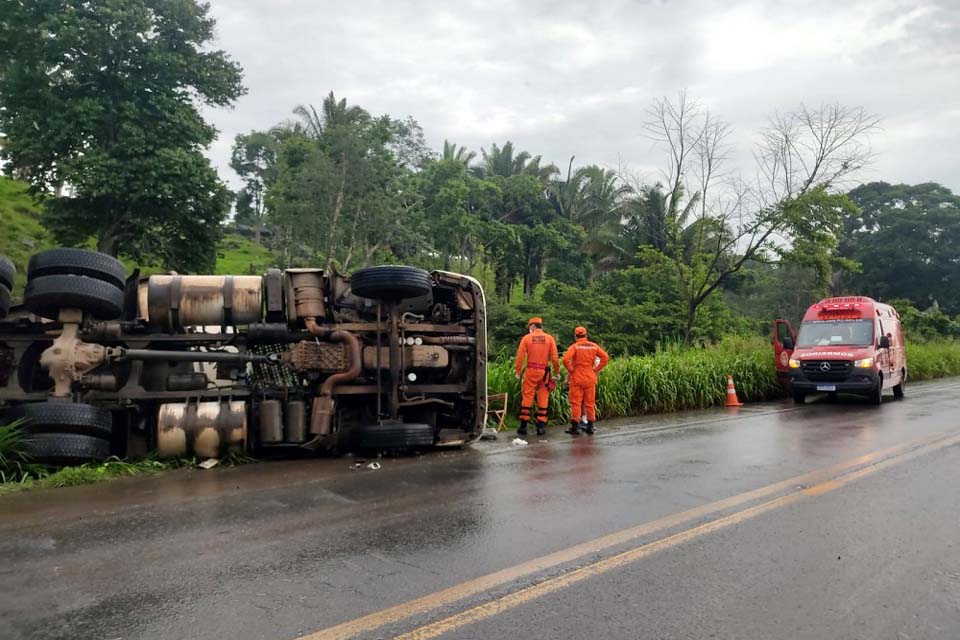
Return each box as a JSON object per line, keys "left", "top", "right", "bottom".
{"left": 22, "top": 433, "right": 111, "bottom": 464}
{"left": 28, "top": 248, "right": 127, "bottom": 289}
{"left": 0, "top": 286, "right": 9, "bottom": 319}
{"left": 346, "top": 421, "right": 436, "bottom": 451}
{"left": 0, "top": 255, "right": 15, "bottom": 290}
{"left": 350, "top": 266, "right": 433, "bottom": 301}
{"left": 4, "top": 401, "right": 114, "bottom": 439}
{"left": 24, "top": 274, "right": 125, "bottom": 320}
{"left": 870, "top": 380, "right": 883, "bottom": 405}
{"left": 793, "top": 391, "right": 806, "bottom": 404}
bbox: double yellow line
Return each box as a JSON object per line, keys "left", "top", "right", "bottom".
{"left": 299, "top": 430, "right": 960, "bottom": 640}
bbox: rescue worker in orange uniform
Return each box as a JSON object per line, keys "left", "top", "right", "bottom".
{"left": 563, "top": 326, "right": 610, "bottom": 435}
{"left": 514, "top": 317, "right": 560, "bottom": 436}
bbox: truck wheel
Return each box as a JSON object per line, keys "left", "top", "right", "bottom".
{"left": 793, "top": 391, "right": 806, "bottom": 404}
{"left": 345, "top": 421, "right": 436, "bottom": 452}
{"left": 350, "top": 266, "right": 433, "bottom": 301}
{"left": 24, "top": 274, "right": 125, "bottom": 320}
{"left": 27, "top": 248, "right": 127, "bottom": 289}
{"left": 22, "top": 433, "right": 111, "bottom": 464}
{"left": 893, "top": 371, "right": 905, "bottom": 399}
{"left": 870, "top": 380, "right": 883, "bottom": 405}
{"left": 4, "top": 401, "right": 114, "bottom": 439}
{"left": 0, "top": 255, "right": 15, "bottom": 290}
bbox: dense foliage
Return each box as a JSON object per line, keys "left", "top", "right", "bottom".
{"left": 227, "top": 92, "right": 953, "bottom": 354}
{"left": 0, "top": 0, "right": 245, "bottom": 272}
{"left": 2, "top": 2, "right": 958, "bottom": 354}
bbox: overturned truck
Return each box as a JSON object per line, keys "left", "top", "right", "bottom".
{"left": 0, "top": 249, "right": 487, "bottom": 464}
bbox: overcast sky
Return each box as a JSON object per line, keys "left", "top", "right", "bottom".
{"left": 202, "top": 0, "right": 960, "bottom": 193}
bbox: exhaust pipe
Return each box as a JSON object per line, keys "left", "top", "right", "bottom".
{"left": 304, "top": 317, "right": 361, "bottom": 437}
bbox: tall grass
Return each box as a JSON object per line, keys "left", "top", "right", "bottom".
{"left": 489, "top": 336, "right": 783, "bottom": 423}
{"left": 905, "top": 341, "right": 960, "bottom": 381}
{"left": 490, "top": 337, "right": 960, "bottom": 423}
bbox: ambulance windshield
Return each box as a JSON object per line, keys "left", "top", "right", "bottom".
{"left": 796, "top": 319, "right": 874, "bottom": 347}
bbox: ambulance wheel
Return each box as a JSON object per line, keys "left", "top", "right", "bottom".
{"left": 893, "top": 371, "right": 905, "bottom": 399}
{"left": 793, "top": 391, "right": 806, "bottom": 404}
{"left": 350, "top": 266, "right": 433, "bottom": 301}
{"left": 870, "top": 379, "right": 883, "bottom": 405}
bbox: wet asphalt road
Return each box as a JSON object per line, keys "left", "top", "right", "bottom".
{"left": 2, "top": 380, "right": 960, "bottom": 640}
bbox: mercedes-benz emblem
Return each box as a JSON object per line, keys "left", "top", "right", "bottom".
{"left": 819, "top": 362, "right": 832, "bottom": 372}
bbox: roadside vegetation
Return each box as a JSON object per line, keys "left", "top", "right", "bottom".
{"left": 0, "top": 444, "right": 255, "bottom": 495}
{"left": 489, "top": 337, "right": 960, "bottom": 424}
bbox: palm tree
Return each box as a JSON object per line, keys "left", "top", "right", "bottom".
{"left": 277, "top": 92, "right": 369, "bottom": 141}
{"left": 280, "top": 93, "right": 371, "bottom": 262}
{"left": 474, "top": 142, "right": 558, "bottom": 181}
{"left": 549, "top": 160, "right": 633, "bottom": 274}
{"left": 441, "top": 140, "right": 476, "bottom": 166}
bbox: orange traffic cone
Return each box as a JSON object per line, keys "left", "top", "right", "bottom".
{"left": 725, "top": 374, "right": 743, "bottom": 407}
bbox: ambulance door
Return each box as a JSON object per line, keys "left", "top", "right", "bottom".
{"left": 773, "top": 319, "right": 797, "bottom": 386}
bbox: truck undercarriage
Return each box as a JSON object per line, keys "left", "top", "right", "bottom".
{"left": 0, "top": 250, "right": 487, "bottom": 464}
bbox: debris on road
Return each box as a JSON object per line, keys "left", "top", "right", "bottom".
{"left": 198, "top": 459, "right": 220, "bottom": 470}
{"left": 512, "top": 438, "right": 528, "bottom": 446}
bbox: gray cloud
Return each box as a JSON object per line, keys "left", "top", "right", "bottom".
{"left": 203, "top": 0, "right": 960, "bottom": 193}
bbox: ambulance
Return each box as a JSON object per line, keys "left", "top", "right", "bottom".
{"left": 773, "top": 296, "right": 906, "bottom": 405}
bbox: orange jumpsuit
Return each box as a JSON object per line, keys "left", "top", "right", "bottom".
{"left": 563, "top": 338, "right": 610, "bottom": 422}
{"left": 515, "top": 329, "right": 560, "bottom": 426}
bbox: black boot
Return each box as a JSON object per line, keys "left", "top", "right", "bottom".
{"left": 565, "top": 421, "right": 581, "bottom": 435}
{"left": 583, "top": 421, "right": 595, "bottom": 435}
{"left": 536, "top": 422, "right": 546, "bottom": 436}
{"left": 517, "top": 421, "right": 528, "bottom": 436}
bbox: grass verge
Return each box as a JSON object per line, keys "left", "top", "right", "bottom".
{"left": 0, "top": 447, "right": 257, "bottom": 496}
{"left": 905, "top": 340, "right": 960, "bottom": 381}
{"left": 490, "top": 337, "right": 960, "bottom": 424}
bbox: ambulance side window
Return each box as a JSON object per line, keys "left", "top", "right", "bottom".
{"left": 777, "top": 322, "right": 792, "bottom": 343}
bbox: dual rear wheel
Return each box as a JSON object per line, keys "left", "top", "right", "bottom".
{"left": 3, "top": 402, "right": 114, "bottom": 464}
{"left": 23, "top": 248, "right": 127, "bottom": 320}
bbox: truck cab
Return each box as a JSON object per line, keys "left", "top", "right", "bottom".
{"left": 773, "top": 296, "right": 906, "bottom": 405}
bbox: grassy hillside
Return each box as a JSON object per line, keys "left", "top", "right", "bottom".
{"left": 214, "top": 233, "right": 278, "bottom": 275}
{"left": 0, "top": 178, "right": 54, "bottom": 294}
{"left": 0, "top": 176, "right": 279, "bottom": 289}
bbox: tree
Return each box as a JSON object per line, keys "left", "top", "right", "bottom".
{"left": 391, "top": 117, "right": 435, "bottom": 170}
{"left": 642, "top": 93, "right": 878, "bottom": 343}
{"left": 842, "top": 182, "right": 960, "bottom": 313}
{"left": 475, "top": 142, "right": 558, "bottom": 181}
{"left": 441, "top": 140, "right": 477, "bottom": 166}
{"left": 0, "top": 0, "right": 245, "bottom": 272}
{"left": 549, "top": 159, "right": 632, "bottom": 274}
{"left": 264, "top": 96, "right": 422, "bottom": 269}
{"left": 230, "top": 131, "right": 278, "bottom": 243}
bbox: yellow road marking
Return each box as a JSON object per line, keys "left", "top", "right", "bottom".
{"left": 395, "top": 431, "right": 960, "bottom": 640}
{"left": 296, "top": 430, "right": 952, "bottom": 640}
